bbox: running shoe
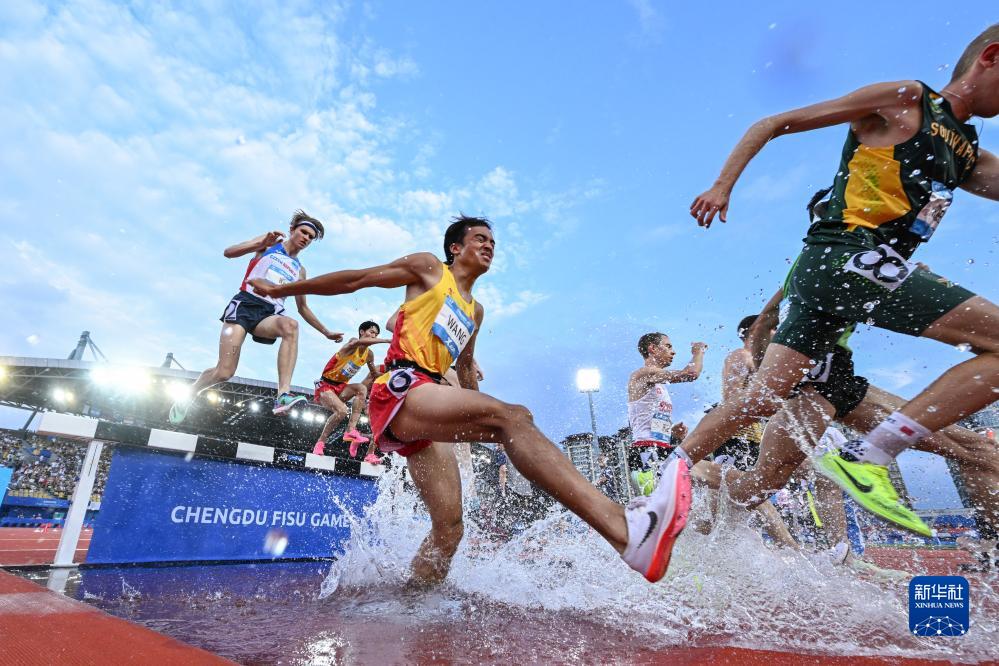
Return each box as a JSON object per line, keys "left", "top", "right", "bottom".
{"left": 169, "top": 399, "right": 192, "bottom": 425}
{"left": 363, "top": 453, "right": 382, "bottom": 465}
{"left": 273, "top": 393, "right": 306, "bottom": 415}
{"left": 343, "top": 429, "right": 369, "bottom": 457}
{"left": 622, "top": 456, "right": 692, "bottom": 583}
{"left": 815, "top": 451, "right": 931, "bottom": 537}
{"left": 312, "top": 440, "right": 326, "bottom": 456}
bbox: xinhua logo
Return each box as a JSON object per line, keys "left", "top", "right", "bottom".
{"left": 908, "top": 576, "right": 969, "bottom": 636}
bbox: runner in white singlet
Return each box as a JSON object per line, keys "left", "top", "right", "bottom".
{"left": 626, "top": 332, "right": 706, "bottom": 495}
{"left": 169, "top": 210, "right": 343, "bottom": 425}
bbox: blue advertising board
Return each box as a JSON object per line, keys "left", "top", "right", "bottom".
{"left": 87, "top": 447, "right": 378, "bottom": 564}
{"left": 0, "top": 467, "right": 11, "bottom": 502}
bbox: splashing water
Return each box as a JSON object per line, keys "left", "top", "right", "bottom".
{"left": 323, "top": 463, "right": 998, "bottom": 661}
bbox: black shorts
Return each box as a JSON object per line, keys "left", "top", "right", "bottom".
{"left": 796, "top": 345, "right": 870, "bottom": 419}
{"left": 626, "top": 443, "right": 673, "bottom": 472}
{"left": 712, "top": 437, "right": 760, "bottom": 471}
{"left": 220, "top": 291, "right": 284, "bottom": 344}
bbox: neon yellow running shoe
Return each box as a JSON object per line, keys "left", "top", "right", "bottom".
{"left": 631, "top": 470, "right": 656, "bottom": 496}
{"left": 816, "top": 452, "right": 931, "bottom": 537}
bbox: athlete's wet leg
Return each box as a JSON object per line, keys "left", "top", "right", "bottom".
{"left": 253, "top": 315, "right": 300, "bottom": 395}
{"left": 191, "top": 323, "right": 248, "bottom": 395}
{"left": 389, "top": 383, "right": 629, "bottom": 552}
{"left": 405, "top": 441, "right": 464, "bottom": 588}
{"left": 340, "top": 384, "right": 368, "bottom": 433}
{"left": 725, "top": 388, "right": 828, "bottom": 507}
{"left": 317, "top": 391, "right": 349, "bottom": 443}
{"left": 843, "top": 385, "right": 999, "bottom": 540}
{"left": 678, "top": 344, "right": 813, "bottom": 464}
{"left": 899, "top": 296, "right": 999, "bottom": 430}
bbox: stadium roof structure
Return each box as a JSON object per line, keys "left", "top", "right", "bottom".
{"left": 0, "top": 355, "right": 362, "bottom": 451}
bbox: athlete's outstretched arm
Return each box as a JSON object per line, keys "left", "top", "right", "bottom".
{"left": 293, "top": 267, "right": 344, "bottom": 341}
{"left": 250, "top": 252, "right": 440, "bottom": 298}
{"left": 746, "top": 289, "right": 782, "bottom": 367}
{"left": 635, "top": 343, "right": 707, "bottom": 388}
{"left": 455, "top": 304, "right": 485, "bottom": 391}
{"left": 960, "top": 149, "right": 999, "bottom": 201}
{"left": 338, "top": 336, "right": 392, "bottom": 356}
{"left": 223, "top": 230, "right": 284, "bottom": 258}
{"left": 690, "top": 81, "right": 922, "bottom": 227}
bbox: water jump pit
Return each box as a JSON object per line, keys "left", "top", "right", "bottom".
{"left": 3, "top": 462, "right": 997, "bottom": 665}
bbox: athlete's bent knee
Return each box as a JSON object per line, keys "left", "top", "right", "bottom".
{"left": 277, "top": 317, "right": 299, "bottom": 338}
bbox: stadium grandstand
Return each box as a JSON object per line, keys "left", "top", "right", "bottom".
{"left": 0, "top": 332, "right": 371, "bottom": 452}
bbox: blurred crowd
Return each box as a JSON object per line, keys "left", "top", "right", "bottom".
{"left": 0, "top": 429, "right": 111, "bottom": 502}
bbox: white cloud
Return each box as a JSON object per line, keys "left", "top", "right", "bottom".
{"left": 0, "top": 0, "right": 594, "bottom": 389}
{"left": 627, "top": 0, "right": 666, "bottom": 41}
{"left": 475, "top": 284, "right": 550, "bottom": 320}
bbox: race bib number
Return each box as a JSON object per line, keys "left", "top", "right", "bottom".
{"left": 222, "top": 299, "right": 240, "bottom": 322}
{"left": 338, "top": 360, "right": 363, "bottom": 381}
{"left": 386, "top": 369, "right": 418, "bottom": 398}
{"left": 264, "top": 263, "right": 296, "bottom": 286}
{"left": 431, "top": 295, "right": 475, "bottom": 360}
{"left": 650, "top": 412, "right": 672, "bottom": 442}
{"left": 909, "top": 182, "right": 953, "bottom": 241}
{"left": 843, "top": 244, "right": 915, "bottom": 292}
{"left": 801, "top": 352, "right": 834, "bottom": 384}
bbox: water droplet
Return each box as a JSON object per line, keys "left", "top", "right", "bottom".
{"left": 912, "top": 169, "right": 921, "bottom": 176}
{"left": 927, "top": 406, "right": 938, "bottom": 413}
{"left": 967, "top": 258, "right": 975, "bottom": 264}
{"left": 184, "top": 452, "right": 194, "bottom": 462}
{"left": 955, "top": 342, "right": 972, "bottom": 353}
{"left": 863, "top": 301, "right": 878, "bottom": 312}
{"left": 897, "top": 86, "right": 907, "bottom": 93}
{"left": 819, "top": 265, "right": 826, "bottom": 270}
{"left": 824, "top": 247, "right": 832, "bottom": 254}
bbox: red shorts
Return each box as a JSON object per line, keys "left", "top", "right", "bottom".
{"left": 314, "top": 380, "right": 348, "bottom": 402}
{"left": 367, "top": 368, "right": 439, "bottom": 457}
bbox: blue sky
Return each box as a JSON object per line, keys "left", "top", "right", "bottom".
{"left": 1, "top": 1, "right": 994, "bottom": 509}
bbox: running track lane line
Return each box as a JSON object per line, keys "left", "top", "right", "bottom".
{"left": 0, "top": 570, "right": 234, "bottom": 665}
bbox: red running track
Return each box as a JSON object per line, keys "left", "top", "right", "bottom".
{"left": 0, "top": 569, "right": 233, "bottom": 665}
{"left": 0, "top": 527, "right": 91, "bottom": 566}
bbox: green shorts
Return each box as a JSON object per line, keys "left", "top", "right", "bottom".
{"left": 773, "top": 240, "right": 975, "bottom": 361}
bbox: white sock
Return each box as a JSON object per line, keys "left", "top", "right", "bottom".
{"left": 845, "top": 412, "right": 930, "bottom": 465}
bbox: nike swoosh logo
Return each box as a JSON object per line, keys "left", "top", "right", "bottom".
{"left": 638, "top": 511, "right": 658, "bottom": 548}
{"left": 833, "top": 460, "right": 873, "bottom": 493}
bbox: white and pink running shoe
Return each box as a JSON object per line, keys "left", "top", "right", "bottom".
{"left": 622, "top": 456, "right": 692, "bottom": 583}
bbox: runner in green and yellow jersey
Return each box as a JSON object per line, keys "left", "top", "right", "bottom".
{"left": 656, "top": 24, "right": 999, "bottom": 549}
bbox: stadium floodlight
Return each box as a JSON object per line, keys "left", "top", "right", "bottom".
{"left": 575, "top": 368, "right": 601, "bottom": 393}
{"left": 205, "top": 390, "right": 221, "bottom": 404}
{"left": 249, "top": 402, "right": 260, "bottom": 413}
{"left": 52, "top": 388, "right": 74, "bottom": 404}
{"left": 166, "top": 381, "right": 192, "bottom": 402}
{"left": 90, "top": 365, "right": 152, "bottom": 394}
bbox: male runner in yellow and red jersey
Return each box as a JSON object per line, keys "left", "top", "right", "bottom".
{"left": 251, "top": 215, "right": 691, "bottom": 587}
{"left": 312, "top": 320, "right": 390, "bottom": 461}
